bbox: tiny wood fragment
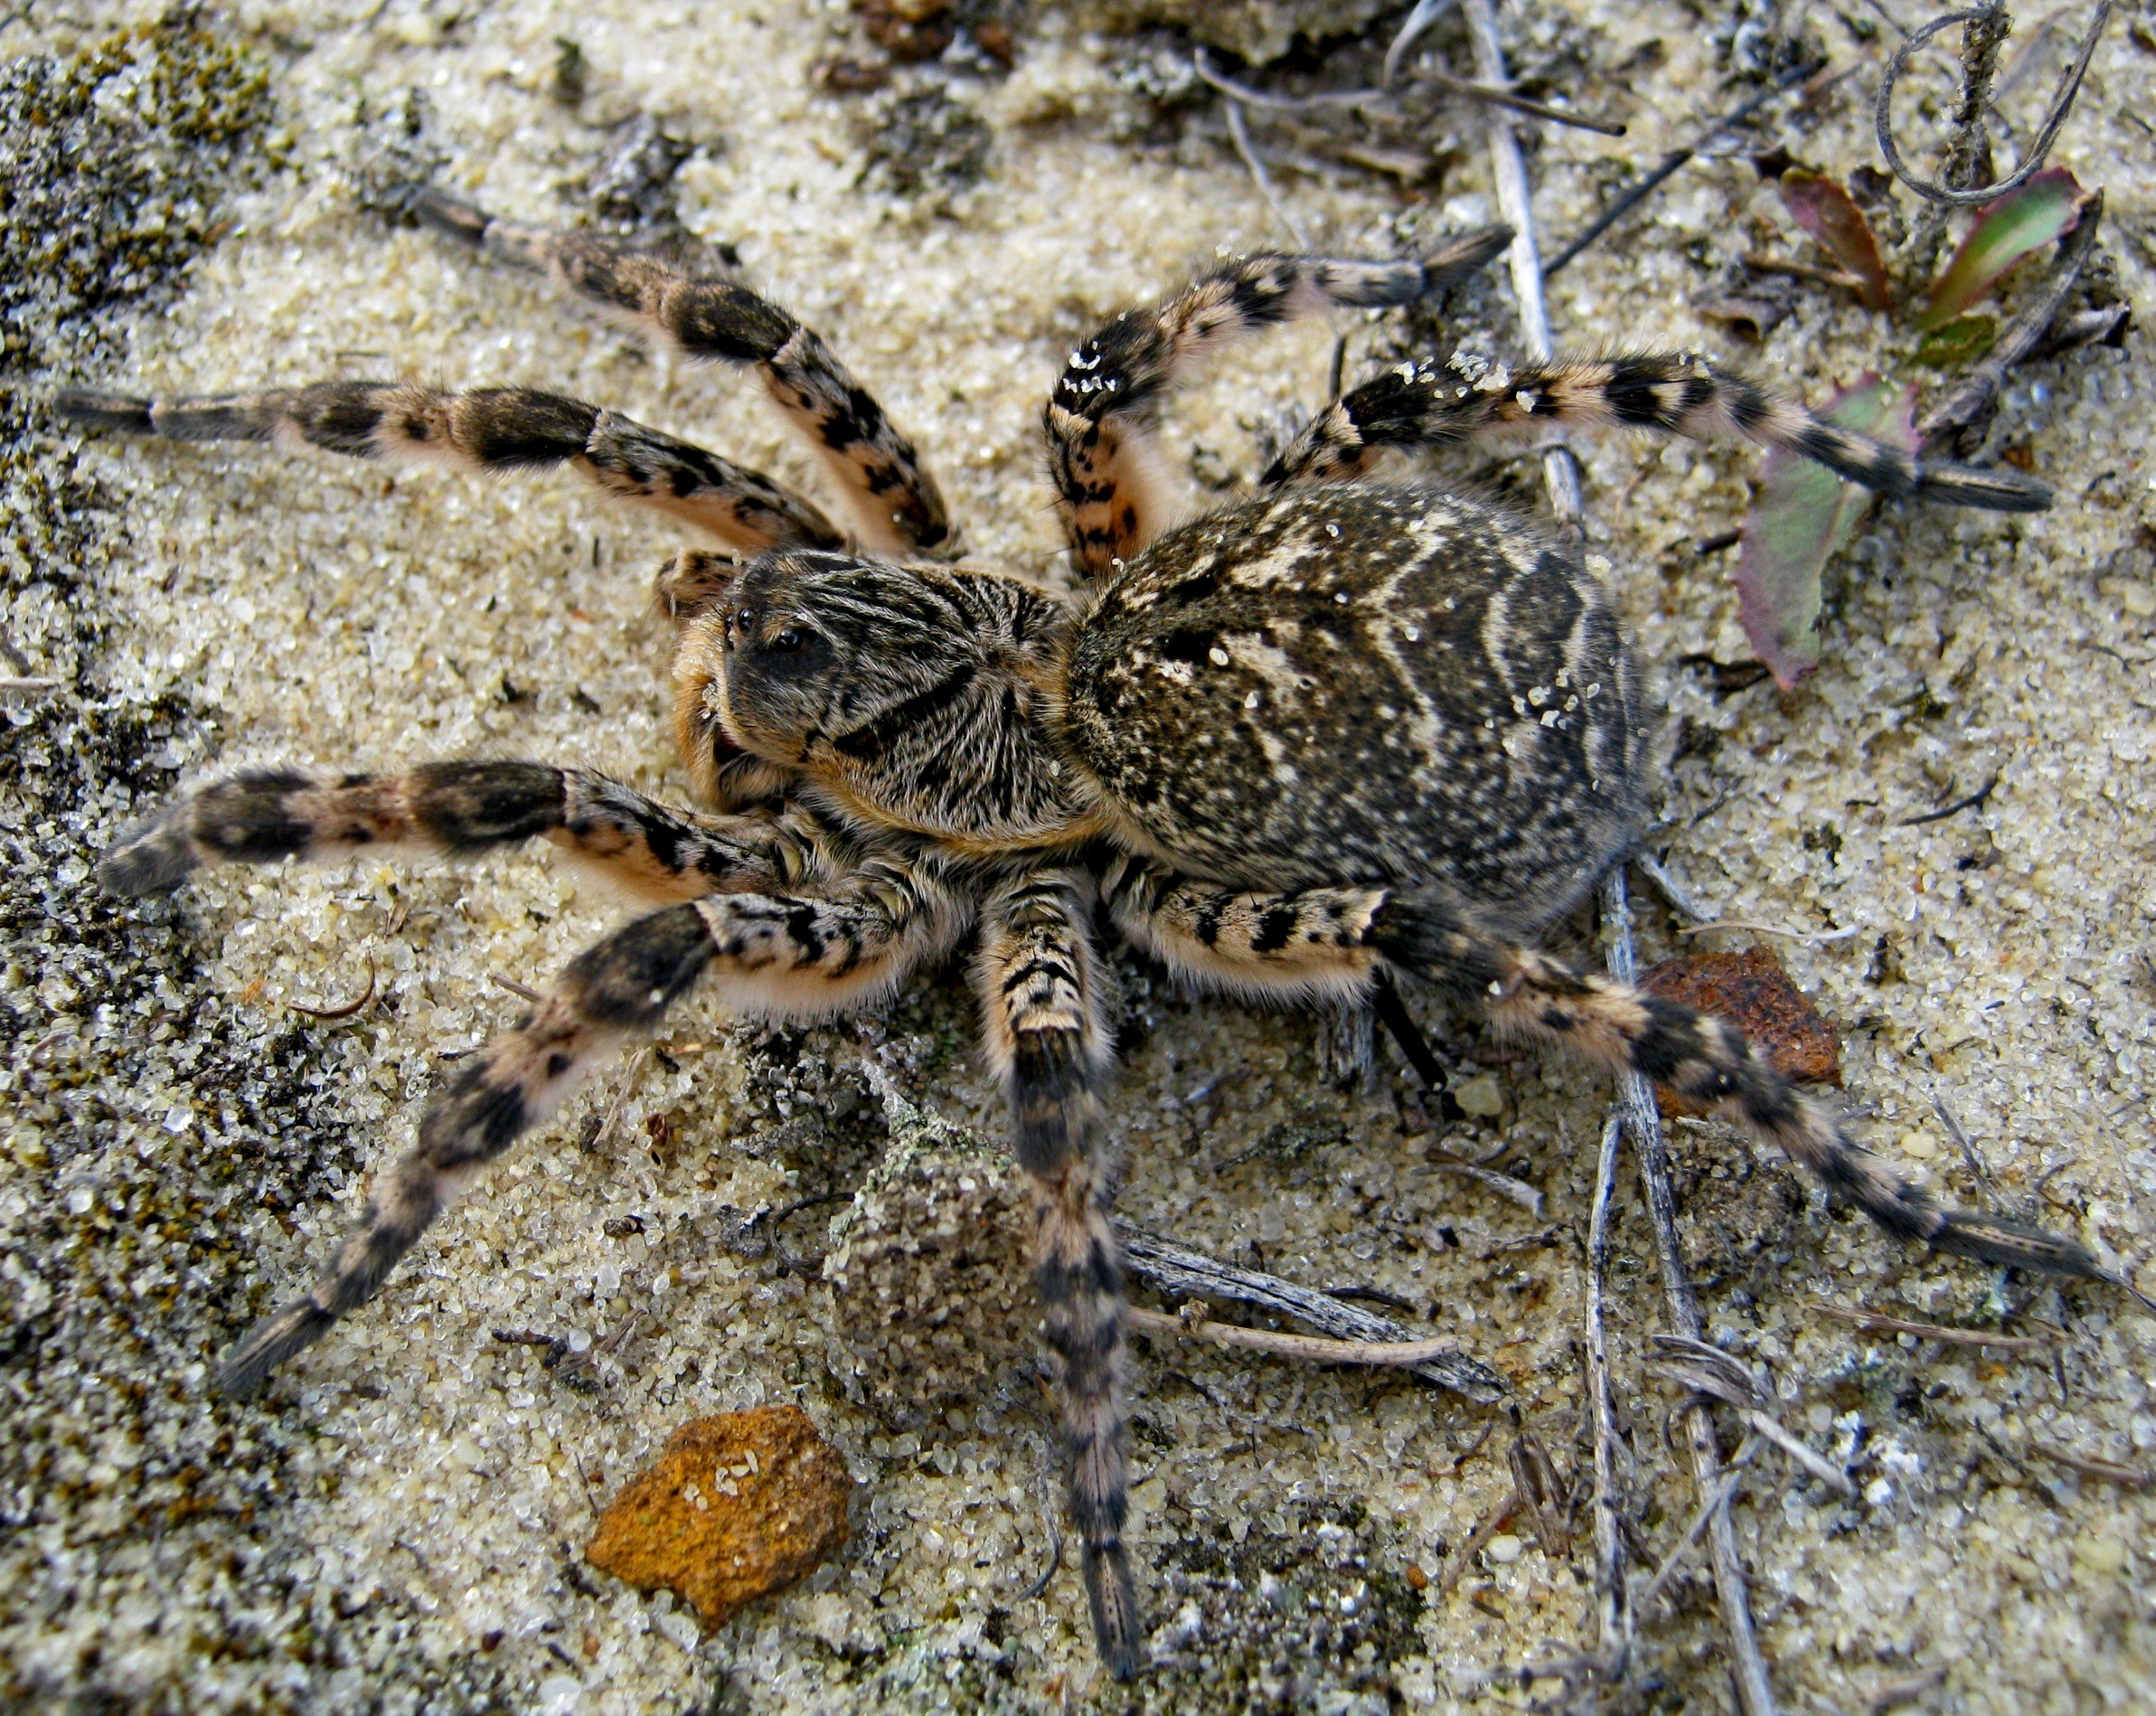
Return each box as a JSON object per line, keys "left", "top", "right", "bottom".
{"left": 586, "top": 1406, "right": 852, "bottom": 1627}
{"left": 1641, "top": 946, "right": 1841, "bottom": 1117}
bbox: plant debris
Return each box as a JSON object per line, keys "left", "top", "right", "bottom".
{"left": 1735, "top": 372, "right": 1916, "bottom": 686}
{"left": 1641, "top": 947, "right": 1842, "bottom": 1116}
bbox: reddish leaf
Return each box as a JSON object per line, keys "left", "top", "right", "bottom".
{"left": 1735, "top": 373, "right": 1916, "bottom": 687}
{"left": 1917, "top": 166, "right": 2090, "bottom": 331}
{"left": 1778, "top": 169, "right": 1893, "bottom": 311}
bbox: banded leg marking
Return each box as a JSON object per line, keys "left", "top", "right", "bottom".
{"left": 221, "top": 871, "right": 961, "bottom": 1395}
{"left": 1043, "top": 227, "right": 1511, "bottom": 578}
{"left": 55, "top": 380, "right": 841, "bottom": 552}
{"left": 98, "top": 761, "right": 816, "bottom": 901}
{"left": 1368, "top": 891, "right": 2110, "bottom": 1283}
{"left": 416, "top": 187, "right": 948, "bottom": 554}
{"left": 975, "top": 873, "right": 1139, "bottom": 1680}
{"left": 1264, "top": 352, "right": 2052, "bottom": 512}
{"left": 1100, "top": 853, "right": 1385, "bottom": 1005}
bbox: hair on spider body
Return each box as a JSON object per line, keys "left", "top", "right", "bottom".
{"left": 72, "top": 193, "right": 2118, "bottom": 1685}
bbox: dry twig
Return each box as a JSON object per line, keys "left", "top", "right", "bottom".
{"left": 2028, "top": 1439, "right": 2155, "bottom": 1489}
{"left": 287, "top": 953, "right": 379, "bottom": 1021}
{"left": 1812, "top": 1301, "right": 2057, "bottom": 1351}
{"left": 1117, "top": 1225, "right": 1509, "bottom": 1402}
{"left": 1678, "top": 919, "right": 1866, "bottom": 944}
{"left": 1125, "top": 1304, "right": 1478, "bottom": 1370}
{"left": 1462, "top": 0, "right": 1776, "bottom": 1698}
{"left": 1877, "top": 2, "right": 2113, "bottom": 207}
{"left": 1584, "top": 1114, "right": 1631, "bottom": 1664}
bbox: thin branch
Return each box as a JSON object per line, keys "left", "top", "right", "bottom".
{"left": 1383, "top": 0, "right": 1460, "bottom": 88}
{"left": 1437, "top": 1487, "right": 1520, "bottom": 1598}
{"left": 1420, "top": 69, "right": 1628, "bottom": 138}
{"left": 2028, "top": 1439, "right": 2154, "bottom": 1488}
{"left": 1547, "top": 57, "right": 1823, "bottom": 278}
{"left": 1677, "top": 919, "right": 1867, "bottom": 944}
{"left": 1633, "top": 849, "right": 1715, "bottom": 924}
{"left": 1900, "top": 0, "right": 2015, "bottom": 279}
{"left": 1585, "top": 1114, "right": 1632, "bottom": 1666}
{"left": 1463, "top": 0, "right": 1775, "bottom": 1698}
{"left": 1125, "top": 1304, "right": 1480, "bottom": 1369}
{"left": 1897, "top": 770, "right": 2000, "bottom": 825}
{"left": 1931, "top": 1092, "right": 1997, "bottom": 1193}
{"left": 1605, "top": 859, "right": 1783, "bottom": 1716}
{"left": 1192, "top": 49, "right": 1384, "bottom": 113}
{"left": 1116, "top": 1224, "right": 1511, "bottom": 1402}
{"left": 1632, "top": 1438, "right": 1759, "bottom": 1617}
{"left": 1812, "top": 1301, "right": 2057, "bottom": 1351}
{"left": 1220, "top": 94, "right": 1310, "bottom": 250}
{"left": 1876, "top": 2, "right": 2113, "bottom": 206}
{"left": 287, "top": 954, "right": 379, "bottom": 1021}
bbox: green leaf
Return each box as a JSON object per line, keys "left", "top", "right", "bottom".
{"left": 1735, "top": 374, "right": 1916, "bottom": 688}
{"left": 1778, "top": 169, "right": 1893, "bottom": 311}
{"left": 1911, "top": 312, "right": 1998, "bottom": 369}
{"left": 1916, "top": 166, "right": 2089, "bottom": 331}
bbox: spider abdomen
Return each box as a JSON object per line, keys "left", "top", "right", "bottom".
{"left": 1063, "top": 484, "right": 1651, "bottom": 937}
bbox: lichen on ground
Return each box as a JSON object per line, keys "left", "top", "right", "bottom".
{"left": 3, "top": 1, "right": 2154, "bottom": 1711}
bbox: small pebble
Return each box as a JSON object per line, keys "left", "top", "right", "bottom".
{"left": 1453, "top": 1073, "right": 1506, "bottom": 1118}
{"left": 586, "top": 1407, "right": 853, "bottom": 1628}
{"left": 2074, "top": 1533, "right": 2128, "bottom": 1577}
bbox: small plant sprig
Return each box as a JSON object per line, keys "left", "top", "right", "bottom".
{"left": 1729, "top": 2, "right": 2121, "bottom": 687}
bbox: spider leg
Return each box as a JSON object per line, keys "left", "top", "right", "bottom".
{"left": 974, "top": 872, "right": 1140, "bottom": 1680}
{"left": 1262, "top": 352, "right": 2052, "bottom": 512}
{"left": 98, "top": 760, "right": 824, "bottom": 901}
{"left": 415, "top": 187, "right": 949, "bottom": 556}
{"left": 1042, "top": 226, "right": 1511, "bottom": 579}
{"left": 1369, "top": 888, "right": 2112, "bottom": 1283}
{"left": 219, "top": 866, "right": 963, "bottom": 1395}
{"left": 55, "top": 380, "right": 842, "bottom": 553}
{"left": 1104, "top": 855, "right": 2113, "bottom": 1287}
{"left": 1101, "top": 853, "right": 1386, "bottom": 1007}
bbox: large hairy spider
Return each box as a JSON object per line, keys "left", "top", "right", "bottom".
{"left": 63, "top": 188, "right": 2121, "bottom": 1681}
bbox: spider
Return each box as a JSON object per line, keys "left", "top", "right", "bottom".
{"left": 63, "top": 187, "right": 2122, "bottom": 1682}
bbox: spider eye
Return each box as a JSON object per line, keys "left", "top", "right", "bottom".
{"left": 768, "top": 627, "right": 804, "bottom": 653}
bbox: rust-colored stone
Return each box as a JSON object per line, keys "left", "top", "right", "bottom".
{"left": 1640, "top": 945, "right": 1842, "bottom": 1117}
{"left": 585, "top": 1406, "right": 852, "bottom": 1628}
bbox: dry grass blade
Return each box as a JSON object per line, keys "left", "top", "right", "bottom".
{"left": 1812, "top": 1301, "right": 2057, "bottom": 1351}
{"left": 2029, "top": 1440, "right": 2155, "bottom": 1489}
{"left": 1508, "top": 1427, "right": 1572, "bottom": 1558}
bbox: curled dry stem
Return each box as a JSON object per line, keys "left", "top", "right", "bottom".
{"left": 1877, "top": 2, "right": 2114, "bottom": 207}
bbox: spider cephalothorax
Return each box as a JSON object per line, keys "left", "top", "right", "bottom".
{"left": 67, "top": 189, "right": 2121, "bottom": 1682}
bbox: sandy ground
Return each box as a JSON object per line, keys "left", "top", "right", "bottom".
{"left": 4, "top": 1, "right": 2154, "bottom": 1710}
